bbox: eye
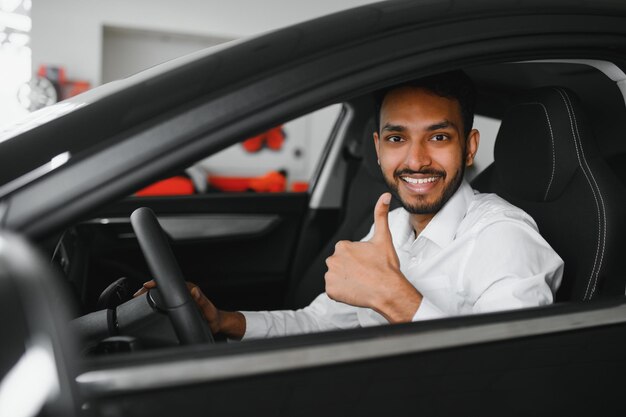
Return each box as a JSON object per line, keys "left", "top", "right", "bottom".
{"left": 386, "top": 135, "right": 404, "bottom": 143}
{"left": 430, "top": 134, "right": 448, "bottom": 142}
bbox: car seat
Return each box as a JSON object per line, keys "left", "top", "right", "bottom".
{"left": 472, "top": 87, "right": 626, "bottom": 301}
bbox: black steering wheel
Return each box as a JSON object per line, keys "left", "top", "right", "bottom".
{"left": 130, "top": 207, "right": 214, "bottom": 344}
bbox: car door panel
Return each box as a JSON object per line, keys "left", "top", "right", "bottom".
{"left": 82, "top": 301, "right": 626, "bottom": 417}
{"left": 77, "top": 192, "right": 309, "bottom": 312}
{"left": 84, "top": 214, "right": 282, "bottom": 243}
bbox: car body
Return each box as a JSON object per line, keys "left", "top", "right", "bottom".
{"left": 2, "top": 1, "right": 626, "bottom": 416}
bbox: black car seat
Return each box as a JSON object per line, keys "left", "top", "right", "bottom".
{"left": 286, "top": 100, "right": 399, "bottom": 309}
{"left": 472, "top": 87, "right": 626, "bottom": 301}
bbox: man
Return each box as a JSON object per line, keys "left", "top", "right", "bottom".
{"left": 139, "top": 71, "right": 564, "bottom": 340}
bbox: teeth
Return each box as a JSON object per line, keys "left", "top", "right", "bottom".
{"left": 402, "top": 176, "right": 438, "bottom": 184}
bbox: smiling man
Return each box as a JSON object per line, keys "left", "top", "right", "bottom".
{"left": 318, "top": 72, "right": 562, "bottom": 327}
{"left": 139, "top": 71, "right": 564, "bottom": 340}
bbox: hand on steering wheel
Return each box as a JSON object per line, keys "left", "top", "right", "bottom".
{"left": 135, "top": 280, "right": 221, "bottom": 334}
{"left": 130, "top": 207, "right": 214, "bottom": 345}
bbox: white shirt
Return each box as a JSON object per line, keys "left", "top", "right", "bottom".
{"left": 242, "top": 181, "right": 563, "bottom": 339}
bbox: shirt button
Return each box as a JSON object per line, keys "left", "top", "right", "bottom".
{"left": 410, "top": 256, "right": 417, "bottom": 262}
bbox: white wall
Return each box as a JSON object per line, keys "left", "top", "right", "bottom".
{"left": 0, "top": 1, "right": 31, "bottom": 129}
{"left": 101, "top": 26, "right": 231, "bottom": 84}
{"left": 467, "top": 115, "right": 500, "bottom": 181}
{"left": 31, "top": 0, "right": 382, "bottom": 87}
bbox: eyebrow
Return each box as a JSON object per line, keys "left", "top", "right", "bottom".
{"left": 381, "top": 120, "right": 458, "bottom": 133}
{"left": 381, "top": 123, "right": 406, "bottom": 133}
{"left": 426, "top": 119, "right": 458, "bottom": 131}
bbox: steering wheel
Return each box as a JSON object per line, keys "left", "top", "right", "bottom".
{"left": 130, "top": 207, "right": 214, "bottom": 344}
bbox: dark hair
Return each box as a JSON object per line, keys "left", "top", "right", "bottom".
{"left": 374, "top": 70, "right": 476, "bottom": 137}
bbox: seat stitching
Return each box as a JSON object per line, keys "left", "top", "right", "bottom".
{"left": 554, "top": 88, "right": 603, "bottom": 300}
{"left": 518, "top": 102, "right": 556, "bottom": 201}
{"left": 563, "top": 90, "right": 606, "bottom": 300}
{"left": 553, "top": 88, "right": 601, "bottom": 300}
{"left": 559, "top": 89, "right": 603, "bottom": 300}
{"left": 540, "top": 103, "right": 557, "bottom": 201}
{"left": 561, "top": 89, "right": 606, "bottom": 299}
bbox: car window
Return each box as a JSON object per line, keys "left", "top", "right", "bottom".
{"left": 134, "top": 104, "right": 342, "bottom": 196}
{"left": 466, "top": 114, "right": 501, "bottom": 181}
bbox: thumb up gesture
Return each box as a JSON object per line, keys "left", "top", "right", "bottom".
{"left": 325, "top": 193, "right": 422, "bottom": 323}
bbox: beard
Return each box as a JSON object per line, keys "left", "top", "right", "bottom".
{"left": 383, "top": 163, "right": 465, "bottom": 215}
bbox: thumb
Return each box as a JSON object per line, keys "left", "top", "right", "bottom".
{"left": 191, "top": 287, "right": 213, "bottom": 315}
{"left": 371, "top": 192, "right": 393, "bottom": 244}
{"left": 191, "top": 286, "right": 208, "bottom": 306}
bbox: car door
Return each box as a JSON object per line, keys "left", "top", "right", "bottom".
{"left": 4, "top": 228, "right": 626, "bottom": 417}
{"left": 82, "top": 189, "right": 310, "bottom": 312}
{"left": 76, "top": 299, "right": 626, "bottom": 417}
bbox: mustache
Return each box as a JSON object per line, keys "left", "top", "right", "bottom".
{"left": 394, "top": 168, "right": 446, "bottom": 178}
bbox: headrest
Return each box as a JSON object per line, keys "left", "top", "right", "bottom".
{"left": 361, "top": 117, "right": 384, "bottom": 182}
{"left": 494, "top": 87, "right": 601, "bottom": 202}
{"left": 343, "top": 109, "right": 385, "bottom": 184}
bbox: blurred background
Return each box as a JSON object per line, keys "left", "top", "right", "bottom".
{"left": 1, "top": 0, "right": 499, "bottom": 194}
{"left": 1, "top": 0, "right": 379, "bottom": 127}
{"left": 1, "top": 0, "right": 392, "bottom": 194}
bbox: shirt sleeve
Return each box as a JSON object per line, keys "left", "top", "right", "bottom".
{"left": 241, "top": 209, "right": 402, "bottom": 339}
{"left": 462, "top": 220, "right": 564, "bottom": 314}
{"left": 240, "top": 293, "right": 361, "bottom": 340}
{"left": 411, "top": 297, "right": 448, "bottom": 321}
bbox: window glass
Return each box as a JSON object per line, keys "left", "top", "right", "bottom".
{"left": 135, "top": 104, "right": 342, "bottom": 196}
{"left": 465, "top": 114, "right": 501, "bottom": 181}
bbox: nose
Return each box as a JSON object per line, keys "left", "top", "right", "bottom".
{"left": 404, "top": 139, "right": 431, "bottom": 170}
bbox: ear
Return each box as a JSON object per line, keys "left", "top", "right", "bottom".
{"left": 373, "top": 132, "right": 381, "bottom": 164}
{"left": 465, "top": 129, "right": 480, "bottom": 167}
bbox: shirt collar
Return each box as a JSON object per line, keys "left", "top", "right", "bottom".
{"left": 397, "top": 180, "right": 474, "bottom": 249}
{"left": 421, "top": 180, "right": 474, "bottom": 248}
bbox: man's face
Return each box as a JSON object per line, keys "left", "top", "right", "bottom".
{"left": 374, "top": 87, "right": 479, "bottom": 215}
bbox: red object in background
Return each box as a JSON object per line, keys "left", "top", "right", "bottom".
{"left": 241, "top": 134, "right": 265, "bottom": 153}
{"left": 206, "top": 176, "right": 250, "bottom": 192}
{"left": 135, "top": 176, "right": 195, "bottom": 196}
{"left": 66, "top": 80, "right": 91, "bottom": 98}
{"left": 265, "top": 126, "right": 285, "bottom": 150}
{"left": 249, "top": 171, "right": 286, "bottom": 192}
{"left": 290, "top": 181, "right": 309, "bottom": 192}
{"left": 242, "top": 126, "right": 285, "bottom": 152}
{"left": 37, "top": 65, "right": 91, "bottom": 100}
{"left": 209, "top": 170, "right": 287, "bottom": 193}
{"left": 38, "top": 65, "right": 67, "bottom": 85}
{"left": 135, "top": 171, "right": 308, "bottom": 196}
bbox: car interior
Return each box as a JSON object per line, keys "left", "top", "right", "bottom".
{"left": 3, "top": 55, "right": 626, "bottom": 417}
{"left": 35, "top": 60, "right": 626, "bottom": 357}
